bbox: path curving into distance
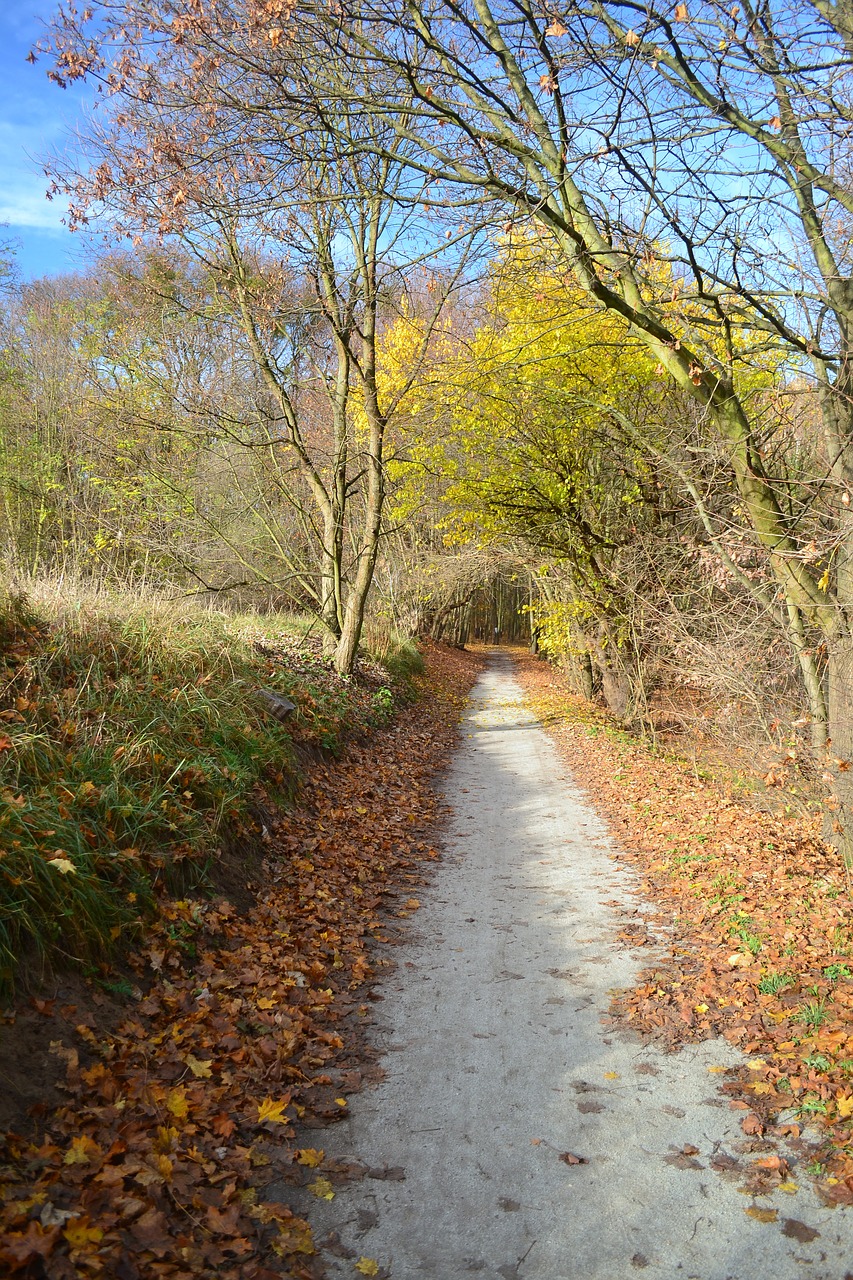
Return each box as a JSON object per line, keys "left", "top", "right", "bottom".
{"left": 303, "top": 653, "right": 851, "bottom": 1280}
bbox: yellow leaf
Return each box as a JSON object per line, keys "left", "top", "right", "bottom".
{"left": 185, "top": 1054, "right": 212, "bottom": 1078}
{"left": 746, "top": 1058, "right": 765, "bottom": 1069}
{"left": 604, "top": 1071, "right": 619, "bottom": 1080}
{"left": 674, "top": 2, "right": 689, "bottom": 19}
{"left": 257, "top": 997, "right": 277, "bottom": 1009}
{"left": 335, "top": 1097, "right": 347, "bottom": 1107}
{"left": 157, "top": 1154, "right": 173, "bottom": 1182}
{"left": 49, "top": 857, "right": 77, "bottom": 875}
{"left": 275, "top": 1216, "right": 315, "bottom": 1254}
{"left": 257, "top": 1097, "right": 289, "bottom": 1124}
{"left": 751, "top": 1081, "right": 774, "bottom": 1095}
{"left": 64, "top": 1136, "right": 99, "bottom": 1165}
{"left": 624, "top": 28, "right": 640, "bottom": 45}
{"left": 166, "top": 1087, "right": 189, "bottom": 1120}
{"left": 307, "top": 1176, "right": 335, "bottom": 1200}
{"left": 836, "top": 1095, "right": 853, "bottom": 1118}
{"left": 708, "top": 1065, "right": 727, "bottom": 1074}
{"left": 63, "top": 1217, "right": 104, "bottom": 1249}
{"left": 745, "top": 1206, "right": 777, "bottom": 1223}
{"left": 355, "top": 1259, "right": 379, "bottom": 1276}
{"left": 778, "top": 1181, "right": 799, "bottom": 1194}
{"left": 296, "top": 1148, "right": 325, "bottom": 1167}
{"left": 694, "top": 1003, "right": 709, "bottom": 1014}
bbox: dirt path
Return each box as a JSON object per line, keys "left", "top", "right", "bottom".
{"left": 304, "top": 654, "right": 851, "bottom": 1280}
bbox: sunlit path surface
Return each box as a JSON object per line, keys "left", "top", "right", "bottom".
{"left": 303, "top": 653, "right": 850, "bottom": 1279}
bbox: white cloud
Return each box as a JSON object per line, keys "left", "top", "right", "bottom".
{"left": 0, "top": 182, "right": 68, "bottom": 231}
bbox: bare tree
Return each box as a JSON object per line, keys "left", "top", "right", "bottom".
{"left": 290, "top": 0, "right": 853, "bottom": 850}
{"left": 39, "top": 4, "right": 473, "bottom": 672}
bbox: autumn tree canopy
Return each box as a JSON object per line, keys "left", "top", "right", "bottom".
{"left": 20, "top": 0, "right": 853, "bottom": 847}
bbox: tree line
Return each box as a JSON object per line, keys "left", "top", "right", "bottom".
{"left": 3, "top": 0, "right": 853, "bottom": 853}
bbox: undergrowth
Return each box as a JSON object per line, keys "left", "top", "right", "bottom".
{"left": 0, "top": 586, "right": 417, "bottom": 993}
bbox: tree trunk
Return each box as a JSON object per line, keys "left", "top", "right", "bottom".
{"left": 827, "top": 639, "right": 853, "bottom": 865}
{"left": 785, "top": 601, "right": 828, "bottom": 750}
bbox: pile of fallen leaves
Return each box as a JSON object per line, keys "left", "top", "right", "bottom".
{"left": 514, "top": 652, "right": 853, "bottom": 1203}
{"left": 0, "top": 642, "right": 482, "bottom": 1278}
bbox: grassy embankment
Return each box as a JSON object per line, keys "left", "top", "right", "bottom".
{"left": 0, "top": 583, "right": 422, "bottom": 995}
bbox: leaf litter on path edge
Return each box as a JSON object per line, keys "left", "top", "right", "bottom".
{"left": 0, "top": 642, "right": 484, "bottom": 1279}
{"left": 513, "top": 651, "right": 853, "bottom": 1207}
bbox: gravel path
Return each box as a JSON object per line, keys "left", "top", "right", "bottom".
{"left": 305, "top": 654, "right": 851, "bottom": 1279}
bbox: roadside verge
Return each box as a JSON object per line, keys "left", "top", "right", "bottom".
{"left": 0, "top": 633, "right": 483, "bottom": 1278}
{"left": 513, "top": 650, "right": 853, "bottom": 1205}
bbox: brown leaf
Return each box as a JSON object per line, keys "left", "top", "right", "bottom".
{"left": 130, "top": 1208, "right": 172, "bottom": 1257}
{"left": 745, "top": 1206, "right": 778, "bottom": 1223}
{"left": 0, "top": 1221, "right": 60, "bottom": 1267}
{"left": 754, "top": 1155, "right": 787, "bottom": 1172}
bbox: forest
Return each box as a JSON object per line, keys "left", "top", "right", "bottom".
{"left": 5, "top": 0, "right": 853, "bottom": 833}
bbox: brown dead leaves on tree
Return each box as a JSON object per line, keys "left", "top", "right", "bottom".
{"left": 515, "top": 653, "right": 853, "bottom": 1203}
{"left": 0, "top": 643, "right": 482, "bottom": 1278}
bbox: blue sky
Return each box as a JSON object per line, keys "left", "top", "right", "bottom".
{"left": 1, "top": 4, "right": 95, "bottom": 279}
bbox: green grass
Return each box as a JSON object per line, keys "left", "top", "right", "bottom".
{"left": 758, "top": 971, "right": 793, "bottom": 995}
{"left": 366, "top": 631, "right": 425, "bottom": 685}
{"left": 0, "top": 586, "right": 395, "bottom": 993}
{"left": 792, "top": 997, "right": 830, "bottom": 1030}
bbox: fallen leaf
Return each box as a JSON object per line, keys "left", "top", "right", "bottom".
{"left": 63, "top": 1136, "right": 100, "bottom": 1166}
{"left": 559, "top": 1151, "right": 587, "bottom": 1165}
{"left": 0, "top": 1221, "right": 60, "bottom": 1265}
{"left": 166, "top": 1087, "right": 189, "bottom": 1120}
{"left": 296, "top": 1148, "right": 325, "bottom": 1167}
{"left": 307, "top": 1176, "right": 335, "bottom": 1200}
{"left": 355, "top": 1260, "right": 380, "bottom": 1276}
{"left": 257, "top": 1097, "right": 290, "bottom": 1125}
{"left": 63, "top": 1217, "right": 104, "bottom": 1249}
{"left": 184, "top": 1054, "right": 212, "bottom": 1078}
{"left": 48, "top": 857, "right": 77, "bottom": 875}
{"left": 745, "top": 1206, "right": 778, "bottom": 1223}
